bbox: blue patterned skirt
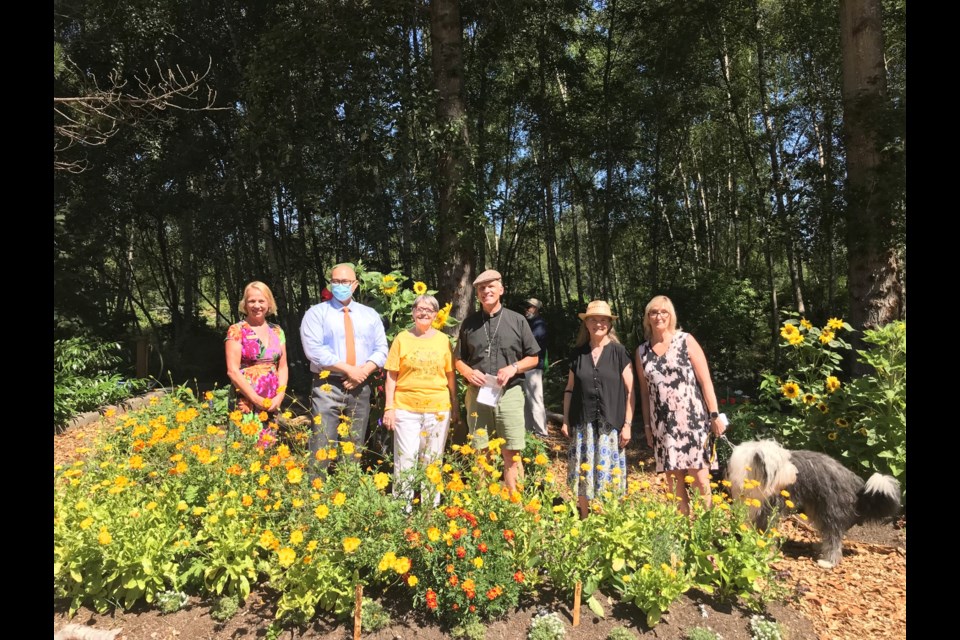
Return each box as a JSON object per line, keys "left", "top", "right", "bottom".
{"left": 567, "top": 421, "right": 627, "bottom": 500}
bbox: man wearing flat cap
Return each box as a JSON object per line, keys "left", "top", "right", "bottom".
{"left": 522, "top": 298, "right": 549, "bottom": 438}
{"left": 454, "top": 269, "right": 540, "bottom": 492}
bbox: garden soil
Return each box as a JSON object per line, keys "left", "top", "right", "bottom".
{"left": 54, "top": 418, "right": 905, "bottom": 640}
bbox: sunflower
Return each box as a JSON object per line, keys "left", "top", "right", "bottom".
{"left": 827, "top": 317, "right": 844, "bottom": 330}
{"left": 780, "top": 323, "right": 800, "bottom": 341}
{"left": 788, "top": 333, "right": 804, "bottom": 345}
{"left": 802, "top": 393, "right": 818, "bottom": 405}
{"left": 413, "top": 281, "right": 428, "bottom": 295}
{"left": 800, "top": 318, "right": 812, "bottom": 330}
{"left": 781, "top": 382, "right": 801, "bottom": 399}
{"left": 817, "top": 402, "right": 829, "bottom": 414}
{"left": 819, "top": 329, "right": 835, "bottom": 344}
{"left": 825, "top": 376, "right": 841, "bottom": 393}
{"left": 433, "top": 302, "right": 452, "bottom": 329}
{"left": 827, "top": 432, "right": 838, "bottom": 441}
{"left": 835, "top": 418, "right": 849, "bottom": 428}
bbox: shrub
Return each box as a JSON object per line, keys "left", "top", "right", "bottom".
{"left": 607, "top": 626, "right": 637, "bottom": 640}
{"left": 54, "top": 336, "right": 148, "bottom": 428}
{"left": 527, "top": 612, "right": 566, "bottom": 640}
{"left": 210, "top": 594, "right": 240, "bottom": 622}
{"left": 749, "top": 615, "right": 785, "bottom": 640}
{"left": 360, "top": 597, "right": 392, "bottom": 633}
{"left": 686, "top": 627, "right": 723, "bottom": 640}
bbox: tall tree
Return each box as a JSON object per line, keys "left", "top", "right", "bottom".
{"left": 431, "top": 0, "right": 478, "bottom": 320}
{"left": 839, "top": 0, "right": 905, "bottom": 329}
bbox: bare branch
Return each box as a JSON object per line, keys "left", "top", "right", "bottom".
{"left": 54, "top": 56, "right": 230, "bottom": 172}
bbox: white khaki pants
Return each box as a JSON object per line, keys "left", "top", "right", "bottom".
{"left": 393, "top": 409, "right": 451, "bottom": 506}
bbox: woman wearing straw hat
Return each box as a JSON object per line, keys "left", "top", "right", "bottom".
{"left": 561, "top": 300, "right": 635, "bottom": 519}
{"left": 634, "top": 295, "right": 724, "bottom": 516}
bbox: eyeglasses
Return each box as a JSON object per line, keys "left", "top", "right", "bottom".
{"left": 414, "top": 307, "right": 438, "bottom": 314}
{"left": 648, "top": 310, "right": 670, "bottom": 317}
{"left": 330, "top": 279, "right": 356, "bottom": 286}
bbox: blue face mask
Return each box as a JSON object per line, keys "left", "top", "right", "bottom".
{"left": 331, "top": 283, "right": 354, "bottom": 302}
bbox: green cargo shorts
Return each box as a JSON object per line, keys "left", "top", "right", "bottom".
{"left": 464, "top": 384, "right": 527, "bottom": 451}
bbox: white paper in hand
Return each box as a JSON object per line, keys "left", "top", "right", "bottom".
{"left": 476, "top": 374, "right": 502, "bottom": 407}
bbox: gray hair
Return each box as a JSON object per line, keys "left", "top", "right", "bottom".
{"left": 413, "top": 294, "right": 440, "bottom": 312}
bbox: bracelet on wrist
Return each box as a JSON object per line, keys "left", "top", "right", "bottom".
{"left": 384, "top": 406, "right": 395, "bottom": 411}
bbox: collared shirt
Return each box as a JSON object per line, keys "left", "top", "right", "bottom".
{"left": 454, "top": 306, "right": 540, "bottom": 390}
{"left": 300, "top": 298, "right": 389, "bottom": 373}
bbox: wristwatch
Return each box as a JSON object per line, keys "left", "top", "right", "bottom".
{"left": 709, "top": 411, "right": 719, "bottom": 419}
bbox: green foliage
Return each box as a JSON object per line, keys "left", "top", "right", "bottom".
{"left": 685, "top": 627, "right": 723, "bottom": 640}
{"left": 210, "top": 594, "right": 240, "bottom": 622}
{"left": 749, "top": 615, "right": 785, "bottom": 640}
{"left": 727, "top": 318, "right": 906, "bottom": 497}
{"left": 360, "top": 597, "right": 392, "bottom": 633}
{"left": 54, "top": 336, "right": 148, "bottom": 428}
{"left": 452, "top": 619, "right": 488, "bottom": 640}
{"left": 527, "top": 612, "right": 566, "bottom": 640}
{"left": 606, "top": 626, "right": 637, "bottom": 640}
{"left": 156, "top": 589, "right": 188, "bottom": 614}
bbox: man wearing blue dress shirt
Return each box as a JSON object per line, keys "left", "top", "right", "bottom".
{"left": 301, "top": 263, "right": 388, "bottom": 470}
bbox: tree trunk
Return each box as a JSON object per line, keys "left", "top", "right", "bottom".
{"left": 430, "top": 0, "right": 476, "bottom": 322}
{"left": 839, "top": 0, "right": 904, "bottom": 330}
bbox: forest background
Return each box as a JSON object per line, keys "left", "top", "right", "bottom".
{"left": 53, "top": 0, "right": 906, "bottom": 400}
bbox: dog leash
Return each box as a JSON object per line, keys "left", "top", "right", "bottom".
{"left": 707, "top": 433, "right": 737, "bottom": 466}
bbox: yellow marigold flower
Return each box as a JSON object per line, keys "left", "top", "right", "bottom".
{"left": 290, "top": 530, "right": 304, "bottom": 545}
{"left": 827, "top": 317, "right": 844, "bottom": 330}
{"left": 318, "top": 370, "right": 331, "bottom": 380}
{"left": 128, "top": 455, "right": 145, "bottom": 470}
{"left": 472, "top": 557, "right": 484, "bottom": 569}
{"left": 825, "top": 376, "right": 841, "bottom": 393}
{"left": 828, "top": 432, "right": 838, "bottom": 440}
{"left": 328, "top": 447, "right": 339, "bottom": 460}
{"left": 256, "top": 488, "right": 269, "bottom": 500}
{"left": 79, "top": 517, "right": 94, "bottom": 530}
{"left": 393, "top": 556, "right": 412, "bottom": 574}
{"left": 333, "top": 492, "right": 346, "bottom": 506}
{"left": 378, "top": 551, "right": 398, "bottom": 572}
{"left": 193, "top": 506, "right": 206, "bottom": 516}
{"left": 337, "top": 421, "right": 351, "bottom": 437}
{"left": 315, "top": 448, "right": 328, "bottom": 461}
{"left": 781, "top": 382, "right": 800, "bottom": 399}
{"left": 646, "top": 510, "right": 657, "bottom": 519}
{"left": 407, "top": 575, "right": 419, "bottom": 587}
{"left": 341, "top": 441, "right": 356, "bottom": 455}
{"left": 287, "top": 467, "right": 303, "bottom": 484}
{"left": 97, "top": 527, "right": 112, "bottom": 545}
{"left": 208, "top": 514, "right": 220, "bottom": 524}
{"left": 570, "top": 527, "right": 579, "bottom": 538}
{"left": 488, "top": 511, "right": 498, "bottom": 522}
{"left": 146, "top": 501, "right": 158, "bottom": 511}
{"left": 780, "top": 490, "right": 790, "bottom": 498}
{"left": 800, "top": 318, "right": 812, "bottom": 330}
{"left": 259, "top": 474, "right": 270, "bottom": 486}
{"left": 320, "top": 383, "right": 333, "bottom": 393}
{"left": 799, "top": 513, "right": 808, "bottom": 520}
{"left": 343, "top": 537, "right": 361, "bottom": 553}
{"left": 177, "top": 501, "right": 188, "bottom": 511}
{"left": 413, "top": 281, "right": 428, "bottom": 295}
{"left": 314, "top": 504, "right": 330, "bottom": 519}
{"left": 534, "top": 453, "right": 549, "bottom": 466}
{"left": 373, "top": 472, "right": 390, "bottom": 490}
{"left": 292, "top": 498, "right": 304, "bottom": 508}
{"left": 278, "top": 547, "right": 296, "bottom": 567}
{"left": 307, "top": 540, "right": 318, "bottom": 552}
{"left": 757, "top": 539, "right": 767, "bottom": 548}
{"left": 580, "top": 463, "right": 592, "bottom": 472}
{"left": 785, "top": 500, "right": 795, "bottom": 509}
{"left": 780, "top": 323, "right": 800, "bottom": 340}
{"left": 684, "top": 475, "right": 695, "bottom": 484}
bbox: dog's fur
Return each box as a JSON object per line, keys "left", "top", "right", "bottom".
{"left": 727, "top": 440, "right": 901, "bottom": 568}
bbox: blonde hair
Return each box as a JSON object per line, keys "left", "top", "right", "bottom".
{"left": 575, "top": 317, "right": 621, "bottom": 347}
{"left": 642, "top": 295, "right": 678, "bottom": 340}
{"left": 238, "top": 281, "right": 278, "bottom": 317}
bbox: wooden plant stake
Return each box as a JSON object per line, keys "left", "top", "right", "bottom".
{"left": 354, "top": 584, "right": 363, "bottom": 639}
{"left": 573, "top": 580, "right": 582, "bottom": 627}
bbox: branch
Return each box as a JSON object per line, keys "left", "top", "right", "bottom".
{"left": 53, "top": 56, "right": 230, "bottom": 171}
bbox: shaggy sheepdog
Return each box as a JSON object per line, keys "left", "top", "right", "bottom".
{"left": 727, "top": 440, "right": 901, "bottom": 568}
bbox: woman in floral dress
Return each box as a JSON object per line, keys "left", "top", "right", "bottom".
{"left": 634, "top": 295, "right": 725, "bottom": 515}
{"left": 225, "top": 281, "right": 288, "bottom": 421}
{"left": 561, "top": 300, "right": 634, "bottom": 519}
